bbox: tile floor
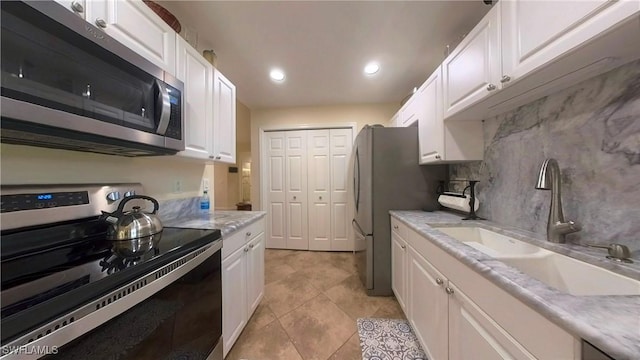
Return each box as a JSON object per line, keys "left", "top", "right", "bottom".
{"left": 226, "top": 249, "right": 406, "bottom": 360}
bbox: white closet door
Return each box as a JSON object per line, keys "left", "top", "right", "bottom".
{"left": 308, "top": 130, "right": 331, "bottom": 251}
{"left": 266, "top": 132, "right": 286, "bottom": 249}
{"left": 330, "top": 129, "right": 353, "bottom": 251}
{"left": 285, "top": 131, "right": 309, "bottom": 250}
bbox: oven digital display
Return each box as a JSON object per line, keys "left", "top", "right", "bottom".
{"left": 1, "top": 191, "right": 90, "bottom": 213}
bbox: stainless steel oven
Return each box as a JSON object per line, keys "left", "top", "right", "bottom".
{"left": 1, "top": 184, "right": 222, "bottom": 360}
{"left": 0, "top": 1, "right": 184, "bottom": 156}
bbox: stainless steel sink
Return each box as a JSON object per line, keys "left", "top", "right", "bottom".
{"left": 432, "top": 226, "right": 640, "bottom": 296}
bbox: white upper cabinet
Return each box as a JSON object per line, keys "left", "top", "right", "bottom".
{"left": 400, "top": 89, "right": 421, "bottom": 127}
{"left": 87, "top": 0, "right": 176, "bottom": 75}
{"left": 176, "top": 36, "right": 214, "bottom": 160}
{"left": 443, "top": 3, "right": 501, "bottom": 119}
{"left": 418, "top": 67, "right": 483, "bottom": 164}
{"left": 212, "top": 69, "right": 237, "bottom": 164}
{"left": 501, "top": 0, "right": 639, "bottom": 86}
{"left": 442, "top": 0, "right": 639, "bottom": 120}
{"left": 388, "top": 111, "right": 400, "bottom": 128}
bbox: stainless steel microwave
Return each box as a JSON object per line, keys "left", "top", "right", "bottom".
{"left": 0, "top": 1, "right": 184, "bottom": 156}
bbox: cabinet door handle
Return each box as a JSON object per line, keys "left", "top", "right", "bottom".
{"left": 393, "top": 225, "right": 399, "bottom": 230}
{"left": 445, "top": 287, "right": 454, "bottom": 295}
{"left": 486, "top": 83, "right": 496, "bottom": 91}
{"left": 435, "top": 154, "right": 441, "bottom": 160}
{"left": 401, "top": 244, "right": 406, "bottom": 250}
{"left": 215, "top": 155, "right": 221, "bottom": 160}
{"left": 244, "top": 247, "right": 249, "bottom": 252}
{"left": 95, "top": 18, "right": 108, "bottom": 29}
{"left": 293, "top": 196, "right": 297, "bottom": 200}
{"left": 500, "top": 75, "right": 511, "bottom": 83}
{"left": 209, "top": 155, "right": 215, "bottom": 159}
{"left": 246, "top": 232, "right": 252, "bottom": 237}
{"left": 249, "top": 244, "right": 254, "bottom": 249}
{"left": 435, "top": 278, "right": 444, "bottom": 286}
{"left": 319, "top": 196, "right": 323, "bottom": 200}
{"left": 71, "top": 1, "right": 84, "bottom": 13}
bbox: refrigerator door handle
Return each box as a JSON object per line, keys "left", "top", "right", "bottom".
{"left": 353, "top": 148, "right": 360, "bottom": 211}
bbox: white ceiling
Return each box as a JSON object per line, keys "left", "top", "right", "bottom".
{"left": 158, "top": 1, "right": 491, "bottom": 110}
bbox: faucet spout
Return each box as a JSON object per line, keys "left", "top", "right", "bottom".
{"left": 535, "top": 158, "right": 581, "bottom": 243}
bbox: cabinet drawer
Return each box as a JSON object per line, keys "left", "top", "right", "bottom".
{"left": 222, "top": 218, "right": 265, "bottom": 259}
{"left": 391, "top": 217, "right": 408, "bottom": 240}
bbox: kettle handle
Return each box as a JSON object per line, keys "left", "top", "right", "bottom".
{"left": 116, "top": 195, "right": 160, "bottom": 214}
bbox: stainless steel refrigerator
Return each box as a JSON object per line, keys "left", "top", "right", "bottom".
{"left": 352, "top": 125, "right": 447, "bottom": 296}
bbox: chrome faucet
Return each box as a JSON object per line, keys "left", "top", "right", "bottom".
{"left": 535, "top": 158, "right": 581, "bottom": 243}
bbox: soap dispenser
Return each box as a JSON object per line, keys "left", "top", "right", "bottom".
{"left": 200, "top": 183, "right": 210, "bottom": 214}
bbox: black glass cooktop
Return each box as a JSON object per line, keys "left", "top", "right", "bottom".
{"left": 0, "top": 218, "right": 221, "bottom": 344}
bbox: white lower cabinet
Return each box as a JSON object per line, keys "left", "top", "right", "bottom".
{"left": 391, "top": 216, "right": 578, "bottom": 359}
{"left": 391, "top": 229, "right": 407, "bottom": 312}
{"left": 407, "top": 246, "right": 448, "bottom": 360}
{"left": 222, "top": 219, "right": 265, "bottom": 357}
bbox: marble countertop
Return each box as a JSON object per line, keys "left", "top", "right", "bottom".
{"left": 163, "top": 210, "right": 266, "bottom": 236}
{"left": 390, "top": 210, "right": 640, "bottom": 360}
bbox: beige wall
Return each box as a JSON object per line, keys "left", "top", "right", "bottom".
{"left": 250, "top": 102, "right": 399, "bottom": 209}
{"left": 1, "top": 144, "right": 213, "bottom": 201}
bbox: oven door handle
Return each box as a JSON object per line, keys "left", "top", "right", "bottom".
{"left": 155, "top": 79, "right": 171, "bottom": 135}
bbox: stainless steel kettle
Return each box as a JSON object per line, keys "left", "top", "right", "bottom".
{"left": 100, "top": 195, "right": 163, "bottom": 241}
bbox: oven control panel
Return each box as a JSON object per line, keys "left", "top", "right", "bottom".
{"left": 1, "top": 191, "right": 89, "bottom": 213}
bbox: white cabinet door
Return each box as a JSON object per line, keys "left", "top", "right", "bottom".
{"left": 418, "top": 68, "right": 444, "bottom": 163}
{"left": 308, "top": 130, "right": 331, "bottom": 251}
{"left": 222, "top": 246, "right": 247, "bottom": 357}
{"left": 448, "top": 282, "right": 536, "bottom": 360}
{"left": 391, "top": 232, "right": 407, "bottom": 311}
{"left": 87, "top": 0, "right": 176, "bottom": 75}
{"left": 53, "top": 0, "right": 86, "bottom": 18}
{"left": 329, "top": 128, "right": 353, "bottom": 251}
{"left": 501, "top": 0, "right": 639, "bottom": 87}
{"left": 400, "top": 94, "right": 419, "bottom": 127}
{"left": 408, "top": 246, "right": 449, "bottom": 360}
{"left": 246, "top": 232, "right": 265, "bottom": 317}
{"left": 443, "top": 2, "right": 501, "bottom": 118}
{"left": 176, "top": 36, "right": 213, "bottom": 160}
{"left": 265, "top": 132, "right": 287, "bottom": 249}
{"left": 212, "top": 69, "right": 236, "bottom": 164}
{"left": 285, "top": 131, "right": 308, "bottom": 250}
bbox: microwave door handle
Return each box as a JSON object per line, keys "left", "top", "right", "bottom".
{"left": 155, "top": 79, "right": 171, "bottom": 135}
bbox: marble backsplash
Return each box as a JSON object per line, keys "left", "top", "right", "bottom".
{"left": 449, "top": 59, "right": 640, "bottom": 251}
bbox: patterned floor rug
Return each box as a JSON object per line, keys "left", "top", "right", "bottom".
{"left": 357, "top": 318, "right": 427, "bottom": 360}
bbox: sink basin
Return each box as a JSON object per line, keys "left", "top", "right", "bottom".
{"left": 500, "top": 252, "right": 640, "bottom": 296}
{"left": 433, "top": 226, "right": 542, "bottom": 257}
{"left": 433, "top": 226, "right": 640, "bottom": 296}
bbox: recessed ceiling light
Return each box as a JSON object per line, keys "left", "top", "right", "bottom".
{"left": 270, "top": 68, "right": 285, "bottom": 82}
{"left": 364, "top": 62, "right": 380, "bottom": 75}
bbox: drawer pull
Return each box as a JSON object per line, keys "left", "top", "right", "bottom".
{"left": 435, "top": 278, "right": 444, "bottom": 286}
{"left": 246, "top": 232, "right": 252, "bottom": 237}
